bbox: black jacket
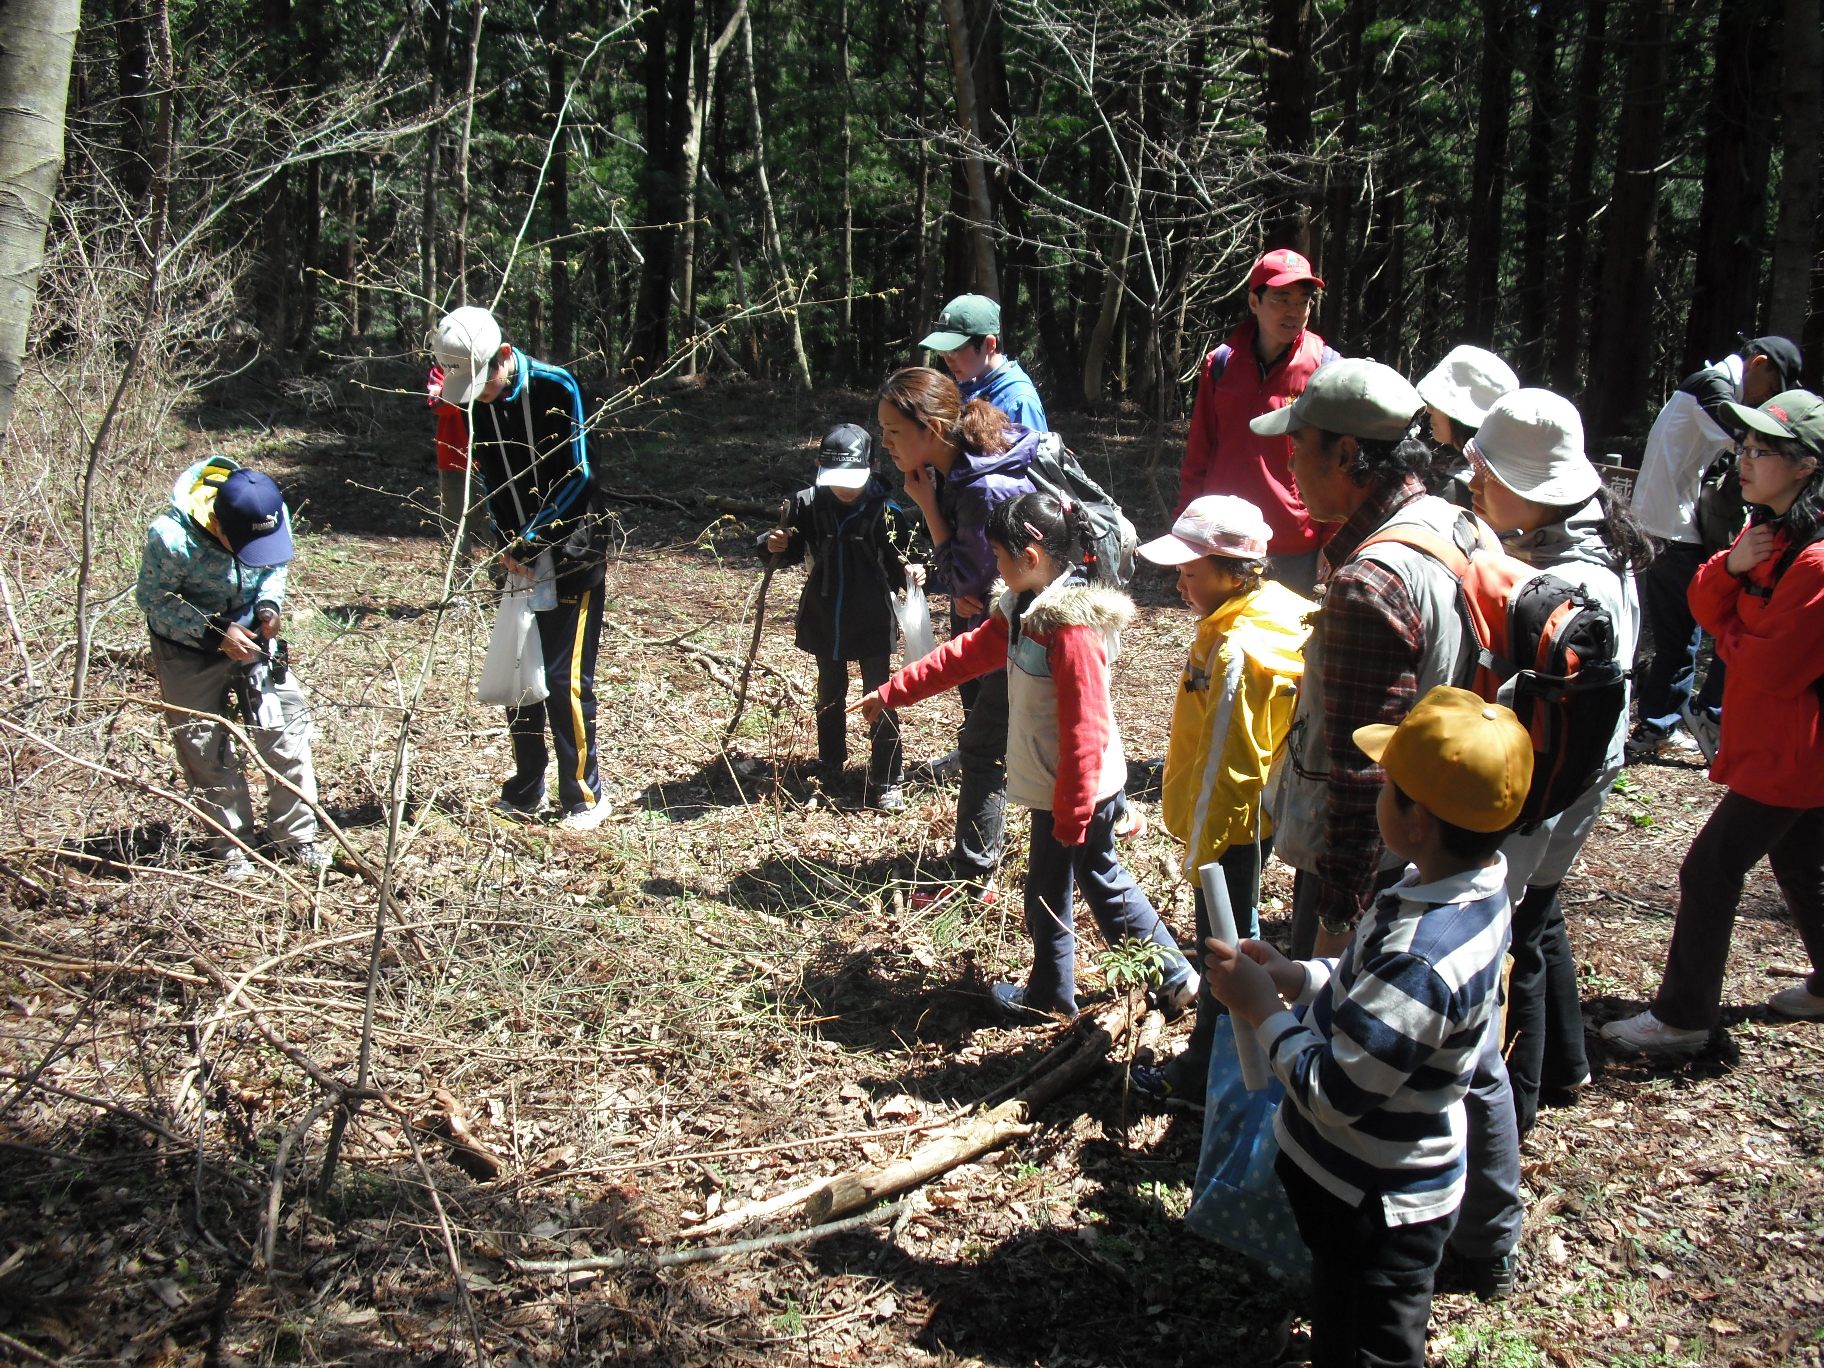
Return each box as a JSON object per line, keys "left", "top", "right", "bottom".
{"left": 768, "top": 477, "right": 915, "bottom": 660}
{"left": 470, "top": 349, "right": 606, "bottom": 591}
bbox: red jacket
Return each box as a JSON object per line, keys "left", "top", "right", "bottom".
{"left": 877, "top": 579, "right": 1131, "bottom": 844}
{"left": 433, "top": 399, "right": 469, "bottom": 472}
{"left": 1689, "top": 531, "right": 1824, "bottom": 808}
{"left": 1176, "top": 320, "right": 1335, "bottom": 556}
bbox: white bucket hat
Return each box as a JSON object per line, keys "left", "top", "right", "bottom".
{"left": 1138, "top": 495, "right": 1273, "bottom": 565}
{"left": 1415, "top": 345, "right": 1520, "bottom": 430}
{"left": 432, "top": 306, "right": 504, "bottom": 405}
{"left": 1465, "top": 389, "right": 1600, "bottom": 507}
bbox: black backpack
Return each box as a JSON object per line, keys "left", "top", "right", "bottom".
{"left": 1022, "top": 432, "right": 1138, "bottom": 586}
{"left": 1695, "top": 449, "right": 1748, "bottom": 554}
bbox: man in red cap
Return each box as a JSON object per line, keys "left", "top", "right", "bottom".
{"left": 1176, "top": 249, "right": 1341, "bottom": 596}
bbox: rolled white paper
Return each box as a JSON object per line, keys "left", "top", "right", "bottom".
{"left": 1198, "top": 861, "right": 1272, "bottom": 1092}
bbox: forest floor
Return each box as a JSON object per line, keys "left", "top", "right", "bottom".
{"left": 0, "top": 368, "right": 1820, "bottom": 1368}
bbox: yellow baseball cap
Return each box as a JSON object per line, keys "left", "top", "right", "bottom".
{"left": 1353, "top": 686, "right": 1533, "bottom": 833}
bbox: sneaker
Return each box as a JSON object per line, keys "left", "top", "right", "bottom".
{"left": 990, "top": 982, "right": 1065, "bottom": 1020}
{"left": 290, "top": 841, "right": 333, "bottom": 873}
{"left": 219, "top": 849, "right": 257, "bottom": 883}
{"left": 1600, "top": 1009, "right": 1708, "bottom": 1056}
{"left": 1679, "top": 700, "right": 1721, "bottom": 765}
{"left": 1768, "top": 984, "right": 1824, "bottom": 1021}
{"left": 559, "top": 801, "right": 612, "bottom": 832}
{"left": 1129, "top": 1053, "right": 1208, "bottom": 1111}
{"left": 909, "top": 882, "right": 997, "bottom": 913}
{"left": 1624, "top": 725, "right": 1700, "bottom": 763}
{"left": 1150, "top": 972, "right": 1199, "bottom": 1020}
{"left": 1436, "top": 1250, "right": 1516, "bottom": 1302}
{"left": 1112, "top": 807, "right": 1148, "bottom": 842}
{"left": 911, "top": 749, "right": 963, "bottom": 785}
{"left": 864, "top": 784, "right": 906, "bottom": 813}
{"left": 493, "top": 795, "right": 545, "bottom": 821}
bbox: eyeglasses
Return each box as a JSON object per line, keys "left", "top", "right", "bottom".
{"left": 1736, "top": 439, "right": 1793, "bottom": 461}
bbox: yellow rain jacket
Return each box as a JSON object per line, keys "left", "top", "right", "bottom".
{"left": 1160, "top": 579, "right": 1314, "bottom": 878}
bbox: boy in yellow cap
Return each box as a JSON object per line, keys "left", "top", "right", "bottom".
{"left": 1203, "top": 685, "right": 1531, "bottom": 1368}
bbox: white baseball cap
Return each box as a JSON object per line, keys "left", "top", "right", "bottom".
{"left": 1415, "top": 345, "right": 1520, "bottom": 430}
{"left": 1137, "top": 495, "right": 1273, "bottom": 565}
{"left": 1464, "top": 388, "right": 1600, "bottom": 507}
{"left": 432, "top": 306, "right": 504, "bottom": 405}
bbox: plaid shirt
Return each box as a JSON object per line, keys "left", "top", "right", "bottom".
{"left": 1307, "top": 473, "right": 1439, "bottom": 932}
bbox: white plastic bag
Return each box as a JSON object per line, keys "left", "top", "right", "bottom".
{"left": 897, "top": 581, "right": 936, "bottom": 665}
{"left": 477, "top": 589, "right": 549, "bottom": 707}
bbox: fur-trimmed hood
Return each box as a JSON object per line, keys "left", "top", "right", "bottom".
{"left": 1005, "top": 574, "right": 1135, "bottom": 637}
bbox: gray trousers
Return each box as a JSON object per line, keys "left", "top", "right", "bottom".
{"left": 438, "top": 467, "right": 485, "bottom": 558}
{"left": 149, "top": 635, "right": 320, "bottom": 855}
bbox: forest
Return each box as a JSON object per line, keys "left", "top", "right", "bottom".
{"left": 0, "top": 0, "right": 1821, "bottom": 1365}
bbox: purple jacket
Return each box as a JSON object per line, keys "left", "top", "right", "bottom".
{"left": 930, "top": 428, "right": 1043, "bottom": 602}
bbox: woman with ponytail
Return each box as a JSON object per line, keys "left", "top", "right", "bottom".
{"left": 877, "top": 367, "right": 1041, "bottom": 899}
{"left": 859, "top": 491, "right": 1197, "bottom": 1018}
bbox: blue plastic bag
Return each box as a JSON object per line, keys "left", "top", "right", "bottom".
{"left": 1183, "top": 1015, "right": 1312, "bottom": 1283}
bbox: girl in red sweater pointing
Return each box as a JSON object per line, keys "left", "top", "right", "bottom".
{"left": 859, "top": 491, "right": 1196, "bottom": 1019}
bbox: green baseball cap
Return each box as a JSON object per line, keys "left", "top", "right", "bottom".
{"left": 920, "top": 294, "right": 1001, "bottom": 352}
{"left": 1249, "top": 358, "right": 1424, "bottom": 442}
{"left": 1722, "top": 389, "right": 1824, "bottom": 459}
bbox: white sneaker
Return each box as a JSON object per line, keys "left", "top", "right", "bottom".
{"left": 290, "top": 841, "right": 333, "bottom": 873}
{"left": 1679, "top": 701, "right": 1721, "bottom": 765}
{"left": 1768, "top": 984, "right": 1824, "bottom": 1021}
{"left": 219, "top": 849, "right": 257, "bottom": 883}
{"left": 558, "top": 800, "right": 612, "bottom": 831}
{"left": 1600, "top": 1009, "right": 1707, "bottom": 1056}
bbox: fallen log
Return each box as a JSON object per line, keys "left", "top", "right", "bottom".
{"left": 800, "top": 1002, "right": 1133, "bottom": 1225}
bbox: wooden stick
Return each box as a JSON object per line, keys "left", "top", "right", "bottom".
{"left": 514, "top": 1199, "right": 906, "bottom": 1276}
{"left": 800, "top": 1005, "right": 1128, "bottom": 1225}
{"left": 723, "top": 498, "right": 791, "bottom": 744}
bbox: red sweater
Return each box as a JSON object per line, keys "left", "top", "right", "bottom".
{"left": 1689, "top": 531, "right": 1824, "bottom": 808}
{"left": 1176, "top": 321, "right": 1334, "bottom": 556}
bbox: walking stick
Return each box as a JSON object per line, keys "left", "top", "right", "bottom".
{"left": 724, "top": 498, "right": 792, "bottom": 746}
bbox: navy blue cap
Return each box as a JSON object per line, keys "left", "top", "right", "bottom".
{"left": 216, "top": 469, "right": 294, "bottom": 566}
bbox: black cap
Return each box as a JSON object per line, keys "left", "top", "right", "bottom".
{"left": 1743, "top": 336, "right": 1803, "bottom": 390}
{"left": 815, "top": 424, "right": 873, "bottom": 489}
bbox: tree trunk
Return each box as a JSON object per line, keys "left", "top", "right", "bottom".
{"left": 257, "top": 0, "right": 295, "bottom": 348}
{"left": 910, "top": 0, "right": 935, "bottom": 340}
{"left": 547, "top": 26, "right": 572, "bottom": 362}
{"left": 1681, "top": 0, "right": 1777, "bottom": 373}
{"left": 679, "top": 0, "right": 745, "bottom": 376}
{"left": 739, "top": 7, "right": 812, "bottom": 388}
{"left": 1514, "top": 0, "right": 1560, "bottom": 376}
{"left": 452, "top": 0, "right": 486, "bottom": 307}
{"left": 630, "top": 0, "right": 692, "bottom": 376}
{"left": 1463, "top": 0, "right": 1514, "bottom": 345}
{"left": 1262, "top": 0, "right": 1315, "bottom": 251}
{"left": 0, "top": 0, "right": 80, "bottom": 450}
{"left": 113, "top": 0, "right": 152, "bottom": 202}
{"left": 1584, "top": 0, "right": 1672, "bottom": 440}
{"left": 838, "top": 0, "right": 854, "bottom": 355}
{"left": 419, "top": 0, "right": 452, "bottom": 331}
{"left": 937, "top": 0, "right": 998, "bottom": 296}
{"left": 1318, "top": 0, "right": 1369, "bottom": 349}
{"left": 1551, "top": 0, "right": 1608, "bottom": 395}
{"left": 1766, "top": 0, "right": 1821, "bottom": 342}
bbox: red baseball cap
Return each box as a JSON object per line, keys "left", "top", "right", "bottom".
{"left": 1248, "top": 248, "right": 1325, "bottom": 292}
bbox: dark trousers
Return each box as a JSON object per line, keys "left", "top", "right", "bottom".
{"left": 1023, "top": 796, "right": 1190, "bottom": 1015}
{"left": 1504, "top": 882, "right": 1591, "bottom": 1133}
{"left": 503, "top": 583, "right": 603, "bottom": 814}
{"left": 1277, "top": 1154, "right": 1456, "bottom": 1368}
{"left": 1636, "top": 540, "right": 1725, "bottom": 733}
{"left": 1653, "top": 792, "right": 1824, "bottom": 1030}
{"left": 952, "top": 667, "right": 1009, "bottom": 881}
{"left": 815, "top": 654, "right": 901, "bottom": 787}
{"left": 1182, "top": 838, "right": 1270, "bottom": 1066}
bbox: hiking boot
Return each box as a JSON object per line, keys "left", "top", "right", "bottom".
{"left": 1768, "top": 984, "right": 1824, "bottom": 1021}
{"left": 289, "top": 841, "right": 333, "bottom": 873}
{"left": 1600, "top": 1009, "right": 1707, "bottom": 1056}
{"left": 1436, "top": 1250, "right": 1516, "bottom": 1301}
{"left": 559, "top": 800, "right": 612, "bottom": 832}
{"left": 911, "top": 749, "right": 964, "bottom": 785}
{"left": 1679, "top": 700, "right": 1721, "bottom": 765}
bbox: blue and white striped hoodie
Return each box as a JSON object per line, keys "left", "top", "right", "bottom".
{"left": 1261, "top": 857, "right": 1511, "bottom": 1226}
